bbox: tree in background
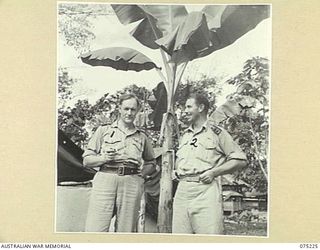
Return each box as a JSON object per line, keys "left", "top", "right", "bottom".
{"left": 57, "top": 69, "right": 221, "bottom": 149}
{"left": 58, "top": 69, "right": 157, "bottom": 148}
{"left": 58, "top": 3, "right": 270, "bottom": 232}
{"left": 58, "top": 67, "right": 77, "bottom": 110}
{"left": 211, "top": 57, "right": 269, "bottom": 193}
{"left": 58, "top": 56, "right": 270, "bottom": 194}
{"left": 175, "top": 76, "right": 221, "bottom": 129}
{"left": 58, "top": 3, "right": 113, "bottom": 53}
{"left": 58, "top": 68, "right": 89, "bottom": 147}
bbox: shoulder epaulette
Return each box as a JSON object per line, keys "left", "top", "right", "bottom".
{"left": 99, "top": 124, "right": 111, "bottom": 136}
{"left": 137, "top": 129, "right": 144, "bottom": 134}
{"left": 136, "top": 128, "right": 147, "bottom": 136}
{"left": 210, "top": 125, "right": 222, "bottom": 135}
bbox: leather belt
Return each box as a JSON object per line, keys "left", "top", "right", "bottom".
{"left": 100, "top": 162, "right": 140, "bottom": 176}
{"left": 178, "top": 175, "right": 201, "bottom": 183}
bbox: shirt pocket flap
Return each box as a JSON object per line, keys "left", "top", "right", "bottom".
{"left": 104, "top": 138, "right": 122, "bottom": 144}
{"left": 201, "top": 137, "right": 218, "bottom": 150}
{"left": 130, "top": 137, "right": 143, "bottom": 151}
{"left": 206, "top": 144, "right": 217, "bottom": 150}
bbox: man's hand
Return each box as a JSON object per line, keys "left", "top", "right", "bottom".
{"left": 102, "top": 150, "right": 118, "bottom": 163}
{"left": 141, "top": 162, "right": 156, "bottom": 179}
{"left": 199, "top": 169, "right": 218, "bottom": 184}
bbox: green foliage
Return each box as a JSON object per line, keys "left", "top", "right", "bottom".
{"left": 58, "top": 67, "right": 78, "bottom": 110}
{"left": 57, "top": 57, "right": 269, "bottom": 194}
{"left": 57, "top": 71, "right": 158, "bottom": 148}
{"left": 227, "top": 57, "right": 269, "bottom": 107}
{"left": 57, "top": 67, "right": 220, "bottom": 148}
{"left": 58, "top": 4, "right": 113, "bottom": 53}
{"left": 58, "top": 99, "right": 92, "bottom": 145}
{"left": 58, "top": 68, "right": 92, "bottom": 146}
{"left": 175, "top": 75, "right": 221, "bottom": 130}
{"left": 217, "top": 57, "right": 270, "bottom": 193}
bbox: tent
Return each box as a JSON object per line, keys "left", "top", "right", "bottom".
{"left": 57, "top": 129, "right": 96, "bottom": 183}
{"left": 56, "top": 129, "right": 160, "bottom": 232}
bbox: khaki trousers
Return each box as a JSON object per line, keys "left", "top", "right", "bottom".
{"left": 172, "top": 179, "right": 224, "bottom": 234}
{"left": 85, "top": 171, "right": 144, "bottom": 232}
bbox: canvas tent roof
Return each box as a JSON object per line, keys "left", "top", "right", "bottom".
{"left": 57, "top": 130, "right": 96, "bottom": 183}
{"left": 57, "top": 129, "right": 161, "bottom": 219}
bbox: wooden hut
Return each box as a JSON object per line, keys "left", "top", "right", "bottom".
{"left": 222, "top": 190, "right": 244, "bottom": 215}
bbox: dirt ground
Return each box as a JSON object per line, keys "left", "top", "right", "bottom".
{"left": 56, "top": 186, "right": 157, "bottom": 233}
{"left": 56, "top": 186, "right": 266, "bottom": 236}
{"left": 224, "top": 221, "right": 267, "bottom": 236}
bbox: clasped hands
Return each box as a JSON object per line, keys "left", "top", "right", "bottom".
{"left": 102, "top": 148, "right": 118, "bottom": 163}
{"left": 199, "top": 168, "right": 218, "bottom": 184}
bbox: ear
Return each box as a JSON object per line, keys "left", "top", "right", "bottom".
{"left": 198, "top": 104, "right": 205, "bottom": 113}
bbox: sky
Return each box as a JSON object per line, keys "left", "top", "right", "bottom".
{"left": 58, "top": 4, "right": 271, "bottom": 107}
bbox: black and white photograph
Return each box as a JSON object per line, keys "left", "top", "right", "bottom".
{"left": 56, "top": 2, "right": 271, "bottom": 236}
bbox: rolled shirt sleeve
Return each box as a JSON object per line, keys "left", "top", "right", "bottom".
{"left": 82, "top": 126, "right": 104, "bottom": 158}
{"left": 218, "top": 128, "right": 247, "bottom": 162}
{"left": 141, "top": 135, "right": 156, "bottom": 177}
{"left": 142, "top": 135, "right": 155, "bottom": 163}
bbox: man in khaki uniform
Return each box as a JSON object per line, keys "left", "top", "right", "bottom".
{"left": 173, "top": 93, "right": 247, "bottom": 234}
{"left": 83, "top": 94, "right": 155, "bottom": 232}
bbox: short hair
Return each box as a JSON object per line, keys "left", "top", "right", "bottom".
{"left": 119, "top": 93, "right": 141, "bottom": 109}
{"left": 188, "top": 93, "right": 210, "bottom": 113}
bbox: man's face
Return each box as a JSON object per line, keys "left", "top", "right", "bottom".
{"left": 184, "top": 98, "right": 201, "bottom": 123}
{"left": 119, "top": 98, "right": 139, "bottom": 124}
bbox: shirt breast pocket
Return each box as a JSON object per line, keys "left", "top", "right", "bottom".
{"left": 176, "top": 140, "right": 189, "bottom": 159}
{"left": 102, "top": 137, "right": 122, "bottom": 153}
{"left": 128, "top": 137, "right": 143, "bottom": 156}
{"left": 200, "top": 138, "right": 218, "bottom": 163}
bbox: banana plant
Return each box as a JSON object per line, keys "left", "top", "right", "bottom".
{"left": 80, "top": 4, "right": 270, "bottom": 233}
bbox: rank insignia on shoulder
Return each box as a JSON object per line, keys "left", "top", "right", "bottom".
{"left": 211, "top": 125, "right": 222, "bottom": 135}
{"left": 137, "top": 129, "right": 146, "bottom": 134}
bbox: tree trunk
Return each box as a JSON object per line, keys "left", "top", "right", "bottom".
{"left": 137, "top": 191, "right": 146, "bottom": 233}
{"left": 157, "top": 112, "right": 175, "bottom": 233}
{"left": 249, "top": 117, "right": 268, "bottom": 181}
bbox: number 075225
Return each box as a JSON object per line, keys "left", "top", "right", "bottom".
{"left": 299, "top": 244, "right": 319, "bottom": 249}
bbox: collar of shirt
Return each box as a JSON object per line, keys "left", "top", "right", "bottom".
{"left": 111, "top": 120, "right": 140, "bottom": 136}
{"left": 184, "top": 119, "right": 210, "bottom": 136}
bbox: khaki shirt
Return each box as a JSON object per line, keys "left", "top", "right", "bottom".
{"left": 176, "top": 120, "right": 247, "bottom": 176}
{"left": 82, "top": 121, "right": 155, "bottom": 167}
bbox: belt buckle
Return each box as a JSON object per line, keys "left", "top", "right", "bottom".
{"left": 118, "top": 166, "right": 125, "bottom": 176}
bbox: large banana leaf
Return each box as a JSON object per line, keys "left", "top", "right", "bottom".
{"left": 111, "top": 4, "right": 188, "bottom": 49}
{"left": 156, "top": 11, "right": 214, "bottom": 64}
{"left": 210, "top": 99, "right": 242, "bottom": 124}
{"left": 210, "top": 95, "right": 256, "bottom": 124}
{"left": 206, "top": 5, "right": 270, "bottom": 50}
{"left": 143, "top": 5, "right": 188, "bottom": 35}
{"left": 80, "top": 47, "right": 159, "bottom": 72}
{"left": 156, "top": 5, "right": 270, "bottom": 64}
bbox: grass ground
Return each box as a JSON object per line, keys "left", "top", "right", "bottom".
{"left": 224, "top": 221, "right": 267, "bottom": 236}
